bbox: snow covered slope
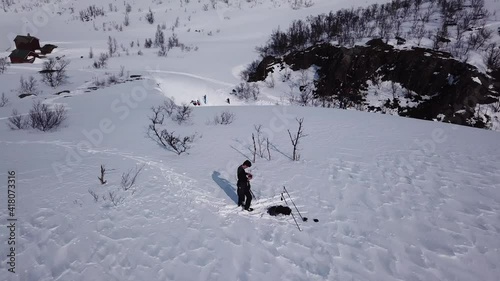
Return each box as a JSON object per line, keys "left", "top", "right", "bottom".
{"left": 0, "top": 0, "right": 500, "bottom": 280}
{"left": 0, "top": 79, "right": 500, "bottom": 280}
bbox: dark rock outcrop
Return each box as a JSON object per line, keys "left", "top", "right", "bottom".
{"left": 248, "top": 40, "right": 499, "bottom": 128}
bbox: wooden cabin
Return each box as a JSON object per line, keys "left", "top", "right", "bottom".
{"left": 9, "top": 49, "right": 38, "bottom": 64}
{"left": 13, "top": 34, "right": 41, "bottom": 51}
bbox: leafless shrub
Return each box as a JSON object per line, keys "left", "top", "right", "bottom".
{"left": 40, "top": 58, "right": 70, "bottom": 88}
{"left": 232, "top": 82, "right": 260, "bottom": 101}
{"left": 0, "top": 57, "right": 7, "bottom": 74}
{"left": 107, "top": 74, "right": 119, "bottom": 85}
{"left": 28, "top": 101, "right": 67, "bottom": 131}
{"left": 146, "top": 8, "right": 154, "bottom": 24}
{"left": 124, "top": 13, "right": 130, "bottom": 26}
{"left": 163, "top": 99, "right": 178, "bottom": 116}
{"left": 158, "top": 44, "right": 168, "bottom": 57}
{"left": 108, "top": 36, "right": 117, "bottom": 57}
{"left": 98, "top": 165, "right": 107, "bottom": 184}
{"left": 240, "top": 59, "right": 260, "bottom": 81}
{"left": 288, "top": 118, "right": 307, "bottom": 161}
{"left": 108, "top": 191, "right": 124, "bottom": 206}
{"left": 484, "top": 43, "right": 500, "bottom": 70}
{"left": 467, "top": 27, "right": 492, "bottom": 51}
{"left": 213, "top": 111, "right": 235, "bottom": 125}
{"left": 121, "top": 164, "right": 145, "bottom": 191}
{"left": 7, "top": 109, "right": 27, "bottom": 130}
{"left": 161, "top": 130, "right": 196, "bottom": 155}
{"left": 79, "top": 5, "right": 105, "bottom": 22}
{"left": 266, "top": 138, "right": 271, "bottom": 160}
{"left": 254, "top": 124, "right": 266, "bottom": 158}
{"left": 88, "top": 189, "right": 99, "bottom": 202}
{"left": 93, "top": 53, "right": 109, "bottom": 68}
{"left": 0, "top": 93, "right": 8, "bottom": 107}
{"left": 173, "top": 103, "right": 192, "bottom": 124}
{"left": 251, "top": 133, "right": 256, "bottom": 162}
{"left": 147, "top": 106, "right": 196, "bottom": 155}
{"left": 18, "top": 76, "right": 39, "bottom": 97}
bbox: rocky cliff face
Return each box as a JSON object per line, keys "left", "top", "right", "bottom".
{"left": 248, "top": 39, "right": 500, "bottom": 128}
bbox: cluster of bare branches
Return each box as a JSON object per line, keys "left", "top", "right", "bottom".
{"left": 40, "top": 58, "right": 70, "bottom": 88}
{"left": 256, "top": 0, "right": 489, "bottom": 57}
{"left": 211, "top": 111, "right": 235, "bottom": 125}
{"left": 79, "top": 5, "right": 105, "bottom": 22}
{"left": 121, "top": 164, "right": 145, "bottom": 191}
{"left": 0, "top": 58, "right": 7, "bottom": 74}
{"left": 288, "top": 118, "right": 307, "bottom": 161}
{"left": 18, "top": 76, "right": 39, "bottom": 97}
{"left": 249, "top": 125, "right": 271, "bottom": 161}
{"left": 232, "top": 82, "right": 260, "bottom": 101}
{"left": 8, "top": 101, "right": 67, "bottom": 131}
{"left": 147, "top": 104, "right": 196, "bottom": 155}
{"left": 0, "top": 93, "right": 8, "bottom": 107}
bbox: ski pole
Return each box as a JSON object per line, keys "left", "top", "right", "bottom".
{"left": 250, "top": 189, "right": 256, "bottom": 200}
{"left": 281, "top": 193, "right": 301, "bottom": 231}
{"left": 283, "top": 186, "right": 306, "bottom": 222}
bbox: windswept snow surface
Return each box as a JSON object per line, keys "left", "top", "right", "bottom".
{"left": 0, "top": 81, "right": 499, "bottom": 281}
{"left": 0, "top": 0, "right": 500, "bottom": 280}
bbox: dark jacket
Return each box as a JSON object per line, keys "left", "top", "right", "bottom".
{"left": 237, "top": 165, "right": 249, "bottom": 187}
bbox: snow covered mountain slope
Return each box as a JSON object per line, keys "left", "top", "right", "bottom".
{"left": 0, "top": 79, "right": 500, "bottom": 280}
{"left": 0, "top": 0, "right": 500, "bottom": 280}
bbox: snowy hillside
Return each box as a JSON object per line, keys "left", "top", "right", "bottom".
{"left": 1, "top": 0, "right": 500, "bottom": 280}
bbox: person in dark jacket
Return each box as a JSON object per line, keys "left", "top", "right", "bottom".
{"left": 237, "top": 160, "right": 253, "bottom": 211}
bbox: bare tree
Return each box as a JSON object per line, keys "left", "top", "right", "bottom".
{"left": 40, "top": 58, "right": 70, "bottom": 87}
{"left": 0, "top": 58, "right": 7, "bottom": 74}
{"left": 253, "top": 124, "right": 266, "bottom": 158}
{"left": 251, "top": 133, "right": 257, "bottom": 162}
{"left": 18, "top": 76, "right": 39, "bottom": 97}
{"left": 266, "top": 138, "right": 271, "bottom": 160}
{"left": 121, "top": 164, "right": 145, "bottom": 191}
{"left": 93, "top": 53, "right": 109, "bottom": 68}
{"left": 484, "top": 43, "right": 500, "bottom": 70}
{"left": 98, "top": 165, "right": 107, "bottom": 184}
{"left": 287, "top": 118, "right": 307, "bottom": 161}
{"left": 147, "top": 106, "right": 166, "bottom": 146}
{"left": 163, "top": 99, "right": 178, "bottom": 116}
{"left": 108, "top": 36, "right": 117, "bottom": 57}
{"left": 7, "top": 109, "right": 27, "bottom": 130}
{"left": 0, "top": 93, "right": 8, "bottom": 107}
{"left": 146, "top": 8, "right": 154, "bottom": 24}
{"left": 213, "top": 111, "right": 235, "bottom": 125}
{"left": 233, "top": 82, "right": 260, "bottom": 101}
{"left": 108, "top": 191, "right": 124, "bottom": 206}
{"left": 28, "top": 101, "right": 67, "bottom": 131}
{"left": 160, "top": 130, "right": 196, "bottom": 155}
{"left": 173, "top": 103, "right": 192, "bottom": 124}
{"left": 88, "top": 189, "right": 99, "bottom": 202}
{"left": 147, "top": 106, "right": 196, "bottom": 154}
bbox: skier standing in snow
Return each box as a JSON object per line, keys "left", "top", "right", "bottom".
{"left": 237, "top": 160, "right": 253, "bottom": 211}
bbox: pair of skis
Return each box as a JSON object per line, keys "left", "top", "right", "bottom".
{"left": 281, "top": 186, "right": 307, "bottom": 231}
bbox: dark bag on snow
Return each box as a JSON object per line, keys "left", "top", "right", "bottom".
{"left": 267, "top": 205, "right": 292, "bottom": 216}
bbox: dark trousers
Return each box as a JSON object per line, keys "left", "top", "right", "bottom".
{"left": 237, "top": 183, "right": 252, "bottom": 210}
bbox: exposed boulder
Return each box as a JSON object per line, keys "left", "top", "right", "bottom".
{"left": 247, "top": 42, "right": 499, "bottom": 128}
